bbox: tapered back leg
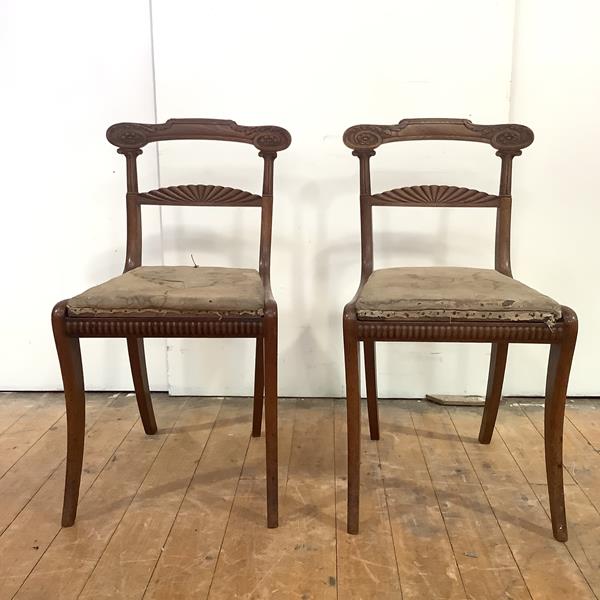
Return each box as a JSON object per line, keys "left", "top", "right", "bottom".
{"left": 363, "top": 340, "right": 380, "bottom": 440}
{"left": 263, "top": 319, "right": 278, "bottom": 528}
{"left": 479, "top": 342, "right": 509, "bottom": 444}
{"left": 52, "top": 303, "right": 86, "bottom": 527}
{"left": 252, "top": 337, "right": 265, "bottom": 438}
{"left": 127, "top": 337, "right": 157, "bottom": 435}
{"left": 344, "top": 320, "right": 361, "bottom": 534}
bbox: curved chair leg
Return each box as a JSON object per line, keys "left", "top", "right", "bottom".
{"left": 363, "top": 340, "right": 380, "bottom": 441}
{"left": 264, "top": 320, "right": 278, "bottom": 528}
{"left": 252, "top": 337, "right": 264, "bottom": 438}
{"left": 479, "top": 342, "right": 509, "bottom": 444}
{"left": 545, "top": 308, "right": 577, "bottom": 542}
{"left": 52, "top": 303, "right": 85, "bottom": 527}
{"left": 127, "top": 337, "right": 157, "bottom": 435}
{"left": 344, "top": 321, "right": 361, "bottom": 534}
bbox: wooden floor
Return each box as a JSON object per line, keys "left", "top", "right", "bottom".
{"left": 0, "top": 394, "right": 599, "bottom": 599}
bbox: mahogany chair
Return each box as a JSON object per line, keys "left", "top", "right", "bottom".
{"left": 52, "top": 118, "right": 291, "bottom": 529}
{"left": 342, "top": 118, "right": 577, "bottom": 541}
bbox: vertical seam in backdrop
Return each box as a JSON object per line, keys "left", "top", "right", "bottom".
{"left": 148, "top": 0, "right": 171, "bottom": 390}
{"left": 508, "top": 0, "right": 520, "bottom": 121}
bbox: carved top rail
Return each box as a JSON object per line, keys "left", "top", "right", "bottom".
{"left": 343, "top": 118, "right": 534, "bottom": 152}
{"left": 107, "top": 118, "right": 292, "bottom": 152}
{"left": 370, "top": 185, "right": 501, "bottom": 207}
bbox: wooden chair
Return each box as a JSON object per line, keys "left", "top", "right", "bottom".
{"left": 341, "top": 118, "right": 577, "bottom": 541}
{"left": 52, "top": 118, "right": 291, "bottom": 528}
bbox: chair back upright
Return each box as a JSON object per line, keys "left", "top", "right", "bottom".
{"left": 342, "top": 118, "right": 534, "bottom": 279}
{"left": 106, "top": 118, "right": 292, "bottom": 281}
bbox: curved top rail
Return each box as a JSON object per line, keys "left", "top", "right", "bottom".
{"left": 343, "top": 118, "right": 534, "bottom": 152}
{"left": 107, "top": 118, "right": 292, "bottom": 152}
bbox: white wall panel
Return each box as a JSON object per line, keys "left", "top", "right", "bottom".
{"left": 506, "top": 0, "right": 600, "bottom": 395}
{"left": 2, "top": 0, "right": 599, "bottom": 398}
{"left": 0, "top": 0, "right": 167, "bottom": 390}
{"left": 151, "top": 0, "right": 517, "bottom": 397}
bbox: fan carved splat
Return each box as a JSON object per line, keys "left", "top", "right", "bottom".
{"left": 138, "top": 184, "right": 262, "bottom": 206}
{"left": 371, "top": 185, "right": 499, "bottom": 207}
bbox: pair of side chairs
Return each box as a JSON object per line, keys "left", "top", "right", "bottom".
{"left": 52, "top": 118, "right": 577, "bottom": 542}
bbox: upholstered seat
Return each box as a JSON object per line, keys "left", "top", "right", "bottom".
{"left": 356, "top": 266, "right": 561, "bottom": 323}
{"left": 67, "top": 266, "right": 264, "bottom": 317}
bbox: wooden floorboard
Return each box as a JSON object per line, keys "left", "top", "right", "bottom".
{"left": 452, "top": 404, "right": 596, "bottom": 600}
{"left": 378, "top": 401, "right": 466, "bottom": 600}
{"left": 14, "top": 395, "right": 185, "bottom": 600}
{"left": 520, "top": 402, "right": 600, "bottom": 598}
{"left": 0, "top": 394, "right": 599, "bottom": 600}
{"left": 207, "top": 398, "right": 337, "bottom": 599}
{"left": 334, "top": 402, "right": 401, "bottom": 599}
{"left": 143, "top": 398, "right": 252, "bottom": 599}
{"left": 0, "top": 394, "right": 112, "bottom": 537}
{"left": 0, "top": 394, "right": 141, "bottom": 599}
{"left": 0, "top": 393, "right": 39, "bottom": 437}
{"left": 0, "top": 394, "right": 65, "bottom": 478}
{"left": 416, "top": 403, "right": 531, "bottom": 600}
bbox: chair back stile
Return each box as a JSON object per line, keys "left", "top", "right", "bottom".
{"left": 106, "top": 118, "right": 291, "bottom": 277}
{"left": 343, "top": 118, "right": 534, "bottom": 278}
{"left": 258, "top": 150, "right": 276, "bottom": 283}
{"left": 354, "top": 149, "right": 376, "bottom": 285}
{"left": 496, "top": 150, "right": 517, "bottom": 276}
{"left": 120, "top": 148, "right": 143, "bottom": 272}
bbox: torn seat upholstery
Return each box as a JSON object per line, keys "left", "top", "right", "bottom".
{"left": 67, "top": 266, "right": 265, "bottom": 317}
{"left": 355, "top": 267, "right": 561, "bottom": 323}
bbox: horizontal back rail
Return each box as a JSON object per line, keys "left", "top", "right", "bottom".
{"left": 344, "top": 118, "right": 534, "bottom": 152}
{"left": 137, "top": 185, "right": 262, "bottom": 207}
{"left": 107, "top": 118, "right": 292, "bottom": 152}
{"left": 370, "top": 185, "right": 501, "bottom": 207}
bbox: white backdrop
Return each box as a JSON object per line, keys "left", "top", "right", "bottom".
{"left": 1, "top": 0, "right": 598, "bottom": 397}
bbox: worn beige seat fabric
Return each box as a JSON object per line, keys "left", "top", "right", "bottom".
{"left": 356, "top": 267, "right": 561, "bottom": 323}
{"left": 67, "top": 266, "right": 264, "bottom": 317}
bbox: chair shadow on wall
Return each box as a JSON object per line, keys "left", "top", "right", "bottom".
{"left": 302, "top": 171, "right": 490, "bottom": 398}
{"left": 82, "top": 167, "right": 493, "bottom": 399}
{"left": 144, "top": 224, "right": 259, "bottom": 394}
{"left": 277, "top": 179, "right": 342, "bottom": 396}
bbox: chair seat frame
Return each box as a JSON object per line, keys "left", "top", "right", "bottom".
{"left": 52, "top": 118, "right": 291, "bottom": 529}
{"left": 342, "top": 118, "right": 577, "bottom": 542}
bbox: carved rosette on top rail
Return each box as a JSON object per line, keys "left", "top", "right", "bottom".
{"left": 106, "top": 119, "right": 291, "bottom": 152}
{"left": 343, "top": 119, "right": 534, "bottom": 152}
{"left": 371, "top": 185, "right": 500, "bottom": 207}
{"left": 138, "top": 185, "right": 262, "bottom": 206}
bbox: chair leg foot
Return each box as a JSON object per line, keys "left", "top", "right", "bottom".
{"left": 344, "top": 321, "right": 361, "bottom": 535}
{"left": 127, "top": 337, "right": 157, "bottom": 435}
{"left": 545, "top": 311, "right": 577, "bottom": 542}
{"left": 364, "top": 340, "right": 380, "bottom": 441}
{"left": 264, "top": 321, "right": 278, "bottom": 528}
{"left": 252, "top": 337, "right": 264, "bottom": 438}
{"left": 52, "top": 302, "right": 85, "bottom": 528}
{"left": 479, "top": 342, "right": 508, "bottom": 444}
